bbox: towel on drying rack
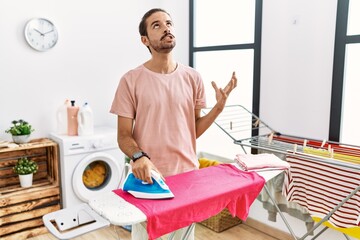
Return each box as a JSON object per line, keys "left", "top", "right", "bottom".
{"left": 304, "top": 147, "right": 360, "bottom": 165}
{"left": 283, "top": 151, "right": 360, "bottom": 229}
{"left": 255, "top": 144, "right": 315, "bottom": 234}
{"left": 234, "top": 153, "right": 290, "bottom": 171}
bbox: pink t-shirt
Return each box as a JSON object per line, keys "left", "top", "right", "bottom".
{"left": 110, "top": 63, "right": 206, "bottom": 177}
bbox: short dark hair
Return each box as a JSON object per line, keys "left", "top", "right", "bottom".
{"left": 138, "top": 8, "right": 171, "bottom": 36}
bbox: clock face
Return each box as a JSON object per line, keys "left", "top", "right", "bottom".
{"left": 24, "top": 18, "right": 58, "bottom": 51}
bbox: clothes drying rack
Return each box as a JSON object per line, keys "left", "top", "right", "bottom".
{"left": 202, "top": 105, "right": 360, "bottom": 240}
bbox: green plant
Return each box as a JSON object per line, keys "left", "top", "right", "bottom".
{"left": 5, "top": 119, "right": 34, "bottom": 136}
{"left": 13, "top": 157, "right": 38, "bottom": 175}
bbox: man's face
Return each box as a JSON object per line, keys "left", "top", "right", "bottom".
{"left": 143, "top": 11, "right": 176, "bottom": 53}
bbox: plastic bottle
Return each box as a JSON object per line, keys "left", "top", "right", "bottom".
{"left": 77, "top": 102, "right": 94, "bottom": 136}
{"left": 67, "top": 100, "right": 79, "bottom": 136}
{"left": 56, "top": 99, "right": 70, "bottom": 135}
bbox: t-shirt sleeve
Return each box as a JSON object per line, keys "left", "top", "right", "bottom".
{"left": 109, "top": 76, "right": 135, "bottom": 119}
{"left": 195, "top": 74, "right": 206, "bottom": 109}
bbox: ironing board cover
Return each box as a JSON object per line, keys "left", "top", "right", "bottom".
{"left": 113, "top": 164, "right": 265, "bottom": 240}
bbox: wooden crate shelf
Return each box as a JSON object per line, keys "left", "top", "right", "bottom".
{"left": 0, "top": 138, "right": 60, "bottom": 240}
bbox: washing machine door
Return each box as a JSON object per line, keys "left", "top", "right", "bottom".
{"left": 72, "top": 152, "right": 122, "bottom": 202}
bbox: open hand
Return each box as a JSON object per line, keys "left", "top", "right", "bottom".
{"left": 211, "top": 71, "right": 237, "bottom": 111}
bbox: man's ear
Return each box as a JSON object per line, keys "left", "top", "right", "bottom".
{"left": 141, "top": 36, "right": 149, "bottom": 47}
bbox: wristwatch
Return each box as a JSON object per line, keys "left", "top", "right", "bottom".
{"left": 132, "top": 151, "right": 150, "bottom": 162}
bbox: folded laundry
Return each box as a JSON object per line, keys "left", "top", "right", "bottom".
{"left": 234, "top": 153, "right": 290, "bottom": 171}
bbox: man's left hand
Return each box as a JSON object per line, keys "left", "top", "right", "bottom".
{"left": 211, "top": 71, "right": 237, "bottom": 111}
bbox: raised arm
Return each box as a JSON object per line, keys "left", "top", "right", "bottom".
{"left": 195, "top": 72, "right": 237, "bottom": 138}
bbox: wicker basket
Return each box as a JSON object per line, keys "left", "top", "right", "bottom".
{"left": 199, "top": 208, "right": 242, "bottom": 233}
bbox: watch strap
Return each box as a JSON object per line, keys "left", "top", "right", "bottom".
{"left": 132, "top": 151, "right": 150, "bottom": 162}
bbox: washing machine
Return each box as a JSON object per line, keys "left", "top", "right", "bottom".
{"left": 51, "top": 126, "right": 125, "bottom": 208}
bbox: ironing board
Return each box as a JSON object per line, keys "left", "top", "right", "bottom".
{"left": 42, "top": 165, "right": 283, "bottom": 240}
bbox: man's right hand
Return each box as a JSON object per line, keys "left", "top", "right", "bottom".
{"left": 131, "top": 157, "right": 162, "bottom": 184}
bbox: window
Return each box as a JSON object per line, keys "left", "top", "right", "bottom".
{"left": 189, "top": 0, "right": 262, "bottom": 115}
{"left": 330, "top": 0, "right": 360, "bottom": 145}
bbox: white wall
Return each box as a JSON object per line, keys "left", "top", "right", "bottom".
{"left": 0, "top": 0, "right": 189, "bottom": 141}
{"left": 260, "top": 0, "right": 337, "bottom": 140}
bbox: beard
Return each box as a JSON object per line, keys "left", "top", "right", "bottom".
{"left": 148, "top": 34, "right": 176, "bottom": 53}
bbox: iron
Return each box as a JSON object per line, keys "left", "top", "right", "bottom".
{"left": 121, "top": 169, "right": 174, "bottom": 199}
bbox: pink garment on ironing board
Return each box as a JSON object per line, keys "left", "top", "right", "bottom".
{"left": 113, "top": 164, "right": 265, "bottom": 240}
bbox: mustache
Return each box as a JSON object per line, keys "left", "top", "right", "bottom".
{"left": 160, "top": 33, "right": 175, "bottom": 40}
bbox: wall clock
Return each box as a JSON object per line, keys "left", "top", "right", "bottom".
{"left": 24, "top": 18, "right": 58, "bottom": 52}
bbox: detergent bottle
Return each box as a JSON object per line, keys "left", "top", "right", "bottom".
{"left": 67, "top": 100, "right": 79, "bottom": 136}
{"left": 56, "top": 99, "right": 70, "bottom": 135}
{"left": 77, "top": 102, "right": 94, "bottom": 136}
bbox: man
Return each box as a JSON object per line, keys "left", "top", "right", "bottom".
{"left": 110, "top": 8, "right": 237, "bottom": 240}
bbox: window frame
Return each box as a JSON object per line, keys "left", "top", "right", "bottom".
{"left": 329, "top": 0, "right": 360, "bottom": 142}
{"left": 189, "top": 0, "right": 263, "bottom": 117}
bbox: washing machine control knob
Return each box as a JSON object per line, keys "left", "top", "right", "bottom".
{"left": 91, "top": 140, "right": 103, "bottom": 149}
